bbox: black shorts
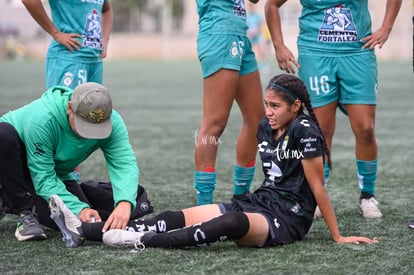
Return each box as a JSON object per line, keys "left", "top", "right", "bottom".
{"left": 219, "top": 189, "right": 313, "bottom": 246}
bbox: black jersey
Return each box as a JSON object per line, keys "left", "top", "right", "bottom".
{"left": 256, "top": 113, "right": 324, "bottom": 217}
{"left": 222, "top": 113, "right": 325, "bottom": 245}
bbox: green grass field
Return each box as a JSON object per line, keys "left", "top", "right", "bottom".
{"left": 0, "top": 59, "right": 413, "bottom": 274}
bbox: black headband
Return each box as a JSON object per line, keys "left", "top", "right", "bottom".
{"left": 268, "top": 83, "right": 298, "bottom": 99}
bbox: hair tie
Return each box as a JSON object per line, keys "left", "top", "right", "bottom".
{"left": 268, "top": 83, "right": 298, "bottom": 99}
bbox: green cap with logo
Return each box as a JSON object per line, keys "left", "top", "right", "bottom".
{"left": 71, "top": 82, "right": 113, "bottom": 139}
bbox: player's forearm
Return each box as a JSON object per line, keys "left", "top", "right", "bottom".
{"left": 22, "top": 0, "right": 59, "bottom": 37}
{"left": 314, "top": 190, "right": 341, "bottom": 242}
{"left": 264, "top": 0, "right": 287, "bottom": 51}
{"left": 101, "top": 3, "right": 113, "bottom": 51}
{"left": 381, "top": 0, "right": 402, "bottom": 32}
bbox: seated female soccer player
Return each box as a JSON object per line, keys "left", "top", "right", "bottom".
{"left": 49, "top": 74, "right": 378, "bottom": 249}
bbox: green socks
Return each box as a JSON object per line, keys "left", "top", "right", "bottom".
{"left": 194, "top": 170, "right": 216, "bottom": 205}
{"left": 194, "top": 162, "right": 256, "bottom": 205}
{"left": 233, "top": 165, "right": 256, "bottom": 195}
{"left": 324, "top": 161, "right": 330, "bottom": 187}
{"left": 356, "top": 159, "right": 377, "bottom": 195}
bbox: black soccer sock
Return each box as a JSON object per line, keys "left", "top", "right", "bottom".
{"left": 143, "top": 211, "right": 250, "bottom": 248}
{"left": 360, "top": 192, "right": 374, "bottom": 200}
{"left": 81, "top": 211, "right": 185, "bottom": 242}
{"left": 82, "top": 221, "right": 106, "bottom": 241}
{"left": 127, "top": 210, "right": 186, "bottom": 233}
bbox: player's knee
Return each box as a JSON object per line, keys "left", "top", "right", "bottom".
{"left": 220, "top": 212, "right": 249, "bottom": 240}
{"left": 356, "top": 126, "right": 376, "bottom": 144}
{"left": 200, "top": 122, "right": 227, "bottom": 138}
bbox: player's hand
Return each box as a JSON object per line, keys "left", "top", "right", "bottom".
{"left": 78, "top": 208, "right": 102, "bottom": 223}
{"left": 335, "top": 235, "right": 378, "bottom": 244}
{"left": 53, "top": 31, "right": 82, "bottom": 52}
{"left": 361, "top": 27, "right": 391, "bottom": 50}
{"left": 101, "top": 201, "right": 132, "bottom": 232}
{"left": 275, "top": 45, "right": 300, "bottom": 74}
{"left": 100, "top": 46, "right": 108, "bottom": 59}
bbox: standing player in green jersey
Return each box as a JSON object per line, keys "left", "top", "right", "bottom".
{"left": 193, "top": 0, "right": 266, "bottom": 206}
{"left": 0, "top": 83, "right": 140, "bottom": 241}
{"left": 265, "top": 0, "right": 402, "bottom": 218}
{"left": 22, "top": 0, "right": 113, "bottom": 189}
{"left": 22, "top": 0, "right": 113, "bottom": 90}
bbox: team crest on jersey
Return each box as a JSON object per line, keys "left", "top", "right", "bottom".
{"left": 233, "top": 0, "right": 246, "bottom": 19}
{"left": 62, "top": 72, "right": 74, "bottom": 87}
{"left": 82, "top": 9, "right": 103, "bottom": 50}
{"left": 230, "top": 41, "right": 239, "bottom": 57}
{"left": 230, "top": 41, "right": 244, "bottom": 59}
{"left": 318, "top": 4, "right": 358, "bottom": 43}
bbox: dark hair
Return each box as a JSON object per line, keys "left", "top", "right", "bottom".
{"left": 266, "top": 74, "right": 332, "bottom": 169}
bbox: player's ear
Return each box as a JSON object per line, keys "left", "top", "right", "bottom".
{"left": 67, "top": 102, "right": 72, "bottom": 115}
{"left": 292, "top": 99, "right": 301, "bottom": 113}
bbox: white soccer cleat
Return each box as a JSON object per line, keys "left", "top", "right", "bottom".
{"left": 359, "top": 197, "right": 383, "bottom": 219}
{"left": 103, "top": 229, "right": 146, "bottom": 251}
{"left": 49, "top": 194, "right": 85, "bottom": 248}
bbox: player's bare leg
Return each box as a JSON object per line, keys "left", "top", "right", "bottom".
{"left": 346, "top": 104, "right": 377, "bottom": 161}
{"left": 313, "top": 102, "right": 337, "bottom": 153}
{"left": 233, "top": 70, "right": 265, "bottom": 195}
{"left": 346, "top": 104, "right": 381, "bottom": 218}
{"left": 312, "top": 102, "right": 337, "bottom": 218}
{"left": 235, "top": 71, "right": 264, "bottom": 167}
{"left": 313, "top": 102, "right": 337, "bottom": 182}
{"left": 194, "top": 69, "right": 239, "bottom": 205}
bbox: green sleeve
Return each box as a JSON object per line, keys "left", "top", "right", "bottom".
{"left": 100, "top": 111, "right": 139, "bottom": 211}
{"left": 24, "top": 119, "right": 89, "bottom": 215}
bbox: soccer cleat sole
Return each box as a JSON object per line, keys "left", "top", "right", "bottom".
{"left": 50, "top": 210, "right": 85, "bottom": 248}
{"left": 49, "top": 197, "right": 85, "bottom": 248}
